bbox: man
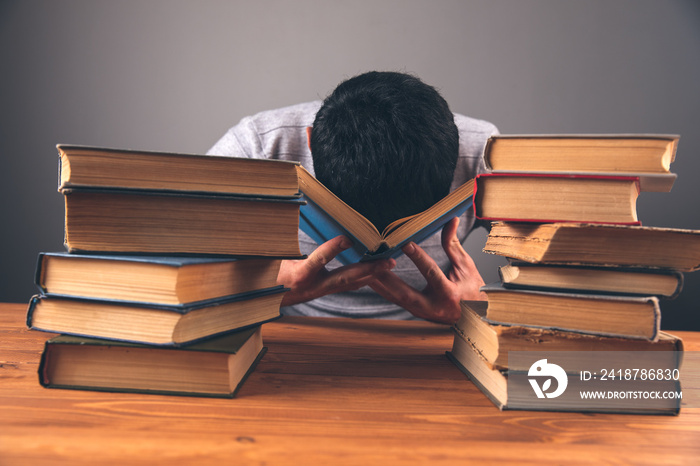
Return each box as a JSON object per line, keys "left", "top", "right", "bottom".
{"left": 207, "top": 71, "right": 498, "bottom": 324}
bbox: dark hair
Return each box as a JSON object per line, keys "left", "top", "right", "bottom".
{"left": 310, "top": 71, "right": 459, "bottom": 232}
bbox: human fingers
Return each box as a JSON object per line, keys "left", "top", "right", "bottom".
{"left": 369, "top": 271, "right": 433, "bottom": 317}
{"left": 441, "top": 217, "right": 483, "bottom": 277}
{"left": 321, "top": 259, "right": 396, "bottom": 295}
{"left": 280, "top": 257, "right": 395, "bottom": 306}
{"left": 441, "top": 217, "right": 460, "bottom": 249}
{"left": 370, "top": 270, "right": 418, "bottom": 305}
{"left": 402, "top": 241, "right": 452, "bottom": 293}
{"left": 441, "top": 217, "right": 469, "bottom": 264}
{"left": 301, "top": 236, "right": 353, "bottom": 275}
{"left": 370, "top": 272, "right": 458, "bottom": 324}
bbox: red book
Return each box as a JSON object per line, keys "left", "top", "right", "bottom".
{"left": 474, "top": 173, "right": 642, "bottom": 225}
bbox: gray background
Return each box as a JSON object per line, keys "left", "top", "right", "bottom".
{"left": 2, "top": 0, "right": 699, "bottom": 329}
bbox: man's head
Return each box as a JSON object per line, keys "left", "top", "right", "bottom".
{"left": 309, "top": 71, "right": 459, "bottom": 232}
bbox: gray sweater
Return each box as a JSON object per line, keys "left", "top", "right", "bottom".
{"left": 207, "top": 101, "right": 499, "bottom": 319}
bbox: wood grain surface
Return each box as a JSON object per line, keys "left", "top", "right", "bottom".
{"left": 1, "top": 303, "right": 698, "bottom": 465}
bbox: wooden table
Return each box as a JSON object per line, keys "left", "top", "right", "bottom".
{"left": 1, "top": 302, "right": 699, "bottom": 465}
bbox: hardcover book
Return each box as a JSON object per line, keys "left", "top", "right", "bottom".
{"left": 57, "top": 144, "right": 301, "bottom": 197}
{"left": 474, "top": 173, "right": 641, "bottom": 225}
{"left": 483, "top": 134, "right": 679, "bottom": 192}
{"left": 484, "top": 222, "right": 700, "bottom": 272}
{"left": 479, "top": 284, "right": 661, "bottom": 341}
{"left": 35, "top": 252, "right": 282, "bottom": 305}
{"left": 27, "top": 286, "right": 287, "bottom": 346}
{"left": 297, "top": 165, "right": 475, "bottom": 264}
{"left": 39, "top": 326, "right": 266, "bottom": 398}
{"left": 446, "top": 335, "right": 682, "bottom": 415}
{"left": 498, "top": 262, "right": 684, "bottom": 298}
{"left": 454, "top": 300, "right": 683, "bottom": 371}
{"left": 62, "top": 188, "right": 304, "bottom": 257}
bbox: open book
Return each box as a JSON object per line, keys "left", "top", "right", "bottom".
{"left": 296, "top": 166, "right": 475, "bottom": 264}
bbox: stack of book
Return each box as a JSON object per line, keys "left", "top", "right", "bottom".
{"left": 448, "top": 134, "right": 700, "bottom": 414}
{"left": 26, "top": 145, "right": 304, "bottom": 398}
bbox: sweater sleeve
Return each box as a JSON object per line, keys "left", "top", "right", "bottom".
{"left": 205, "top": 101, "right": 321, "bottom": 165}
{"left": 451, "top": 113, "right": 500, "bottom": 190}
{"left": 206, "top": 115, "right": 264, "bottom": 159}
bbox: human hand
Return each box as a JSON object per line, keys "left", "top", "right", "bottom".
{"left": 278, "top": 235, "right": 396, "bottom": 307}
{"left": 369, "top": 217, "right": 486, "bottom": 324}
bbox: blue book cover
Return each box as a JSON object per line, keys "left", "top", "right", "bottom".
{"left": 296, "top": 166, "right": 475, "bottom": 265}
